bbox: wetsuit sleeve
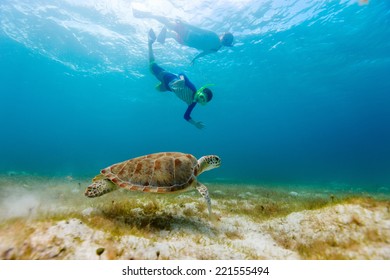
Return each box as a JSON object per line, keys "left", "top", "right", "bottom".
{"left": 179, "top": 73, "right": 197, "bottom": 93}
{"left": 184, "top": 102, "right": 197, "bottom": 121}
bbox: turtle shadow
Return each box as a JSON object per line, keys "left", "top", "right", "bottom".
{"left": 98, "top": 206, "right": 215, "bottom": 236}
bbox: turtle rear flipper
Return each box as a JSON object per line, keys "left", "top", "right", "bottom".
{"left": 85, "top": 179, "right": 118, "bottom": 197}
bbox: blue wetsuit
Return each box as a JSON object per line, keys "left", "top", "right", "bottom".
{"left": 150, "top": 62, "right": 197, "bottom": 121}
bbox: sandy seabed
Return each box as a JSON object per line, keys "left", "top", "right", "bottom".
{"left": 0, "top": 174, "right": 389, "bottom": 260}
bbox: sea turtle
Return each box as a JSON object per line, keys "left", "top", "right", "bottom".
{"left": 84, "top": 152, "right": 221, "bottom": 215}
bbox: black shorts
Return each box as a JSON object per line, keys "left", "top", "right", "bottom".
{"left": 150, "top": 62, "right": 177, "bottom": 90}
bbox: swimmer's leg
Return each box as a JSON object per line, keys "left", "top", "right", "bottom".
{"left": 133, "top": 9, "right": 177, "bottom": 30}
{"left": 148, "top": 29, "right": 156, "bottom": 63}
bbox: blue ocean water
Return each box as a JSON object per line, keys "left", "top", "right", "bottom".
{"left": 0, "top": 0, "right": 389, "bottom": 187}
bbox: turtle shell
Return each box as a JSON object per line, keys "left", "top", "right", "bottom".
{"left": 98, "top": 152, "right": 198, "bottom": 193}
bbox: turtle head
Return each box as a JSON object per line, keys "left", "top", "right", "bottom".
{"left": 85, "top": 178, "right": 118, "bottom": 198}
{"left": 197, "top": 155, "right": 221, "bottom": 175}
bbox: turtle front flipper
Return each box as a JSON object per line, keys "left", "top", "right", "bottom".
{"left": 85, "top": 179, "right": 118, "bottom": 198}
{"left": 195, "top": 182, "right": 212, "bottom": 216}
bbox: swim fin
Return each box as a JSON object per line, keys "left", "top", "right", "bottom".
{"left": 155, "top": 82, "right": 168, "bottom": 91}
{"left": 148, "top": 29, "right": 156, "bottom": 44}
{"left": 157, "top": 26, "right": 167, "bottom": 44}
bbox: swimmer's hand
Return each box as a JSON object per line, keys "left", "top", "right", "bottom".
{"left": 189, "top": 119, "right": 205, "bottom": 129}
{"left": 190, "top": 51, "right": 212, "bottom": 66}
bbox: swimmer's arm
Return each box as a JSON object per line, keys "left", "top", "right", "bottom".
{"left": 191, "top": 51, "right": 214, "bottom": 65}
{"left": 184, "top": 103, "right": 204, "bottom": 129}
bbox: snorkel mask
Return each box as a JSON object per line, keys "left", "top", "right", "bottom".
{"left": 194, "top": 84, "right": 214, "bottom": 105}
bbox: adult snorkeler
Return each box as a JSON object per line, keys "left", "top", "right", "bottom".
{"left": 148, "top": 29, "right": 213, "bottom": 129}
{"left": 134, "top": 8, "right": 234, "bottom": 64}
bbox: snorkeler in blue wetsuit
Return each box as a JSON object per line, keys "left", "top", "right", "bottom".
{"left": 148, "top": 29, "right": 213, "bottom": 129}
{"left": 135, "top": 8, "right": 234, "bottom": 64}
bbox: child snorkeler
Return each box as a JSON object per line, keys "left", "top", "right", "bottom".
{"left": 148, "top": 29, "right": 214, "bottom": 129}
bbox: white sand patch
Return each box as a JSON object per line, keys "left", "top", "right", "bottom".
{"left": 263, "top": 204, "right": 390, "bottom": 259}
{"left": 223, "top": 216, "right": 299, "bottom": 259}
{"left": 28, "top": 219, "right": 106, "bottom": 259}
